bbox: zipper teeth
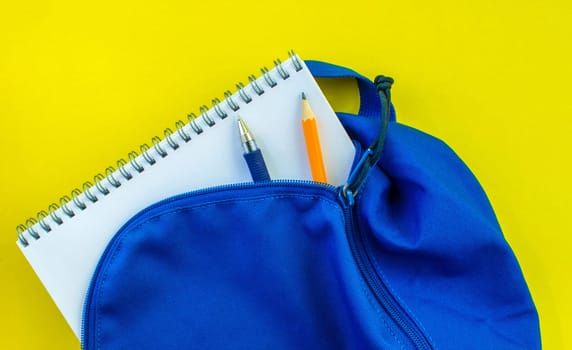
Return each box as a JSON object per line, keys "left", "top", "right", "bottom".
{"left": 109, "top": 180, "right": 335, "bottom": 228}
{"left": 81, "top": 179, "right": 337, "bottom": 349}
{"left": 343, "top": 205, "right": 432, "bottom": 350}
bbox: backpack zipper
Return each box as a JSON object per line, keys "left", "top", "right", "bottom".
{"left": 340, "top": 190, "right": 433, "bottom": 350}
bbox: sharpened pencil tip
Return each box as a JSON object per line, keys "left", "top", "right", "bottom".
{"left": 302, "top": 92, "right": 306, "bottom": 100}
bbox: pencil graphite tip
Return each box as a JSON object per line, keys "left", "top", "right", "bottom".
{"left": 301, "top": 93, "right": 314, "bottom": 121}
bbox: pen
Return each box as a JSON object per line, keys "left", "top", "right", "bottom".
{"left": 237, "top": 117, "right": 271, "bottom": 182}
{"left": 301, "top": 92, "right": 328, "bottom": 183}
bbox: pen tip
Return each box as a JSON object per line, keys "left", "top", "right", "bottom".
{"left": 302, "top": 92, "right": 307, "bottom": 100}
{"left": 237, "top": 117, "right": 254, "bottom": 143}
{"left": 237, "top": 117, "right": 248, "bottom": 135}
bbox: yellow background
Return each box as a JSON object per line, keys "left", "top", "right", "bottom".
{"left": 1, "top": 1, "right": 570, "bottom": 348}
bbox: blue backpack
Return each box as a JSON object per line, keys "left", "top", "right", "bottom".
{"left": 81, "top": 61, "right": 541, "bottom": 349}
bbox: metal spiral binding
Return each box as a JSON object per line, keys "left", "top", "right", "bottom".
{"left": 288, "top": 50, "right": 303, "bottom": 71}
{"left": 59, "top": 195, "right": 75, "bottom": 217}
{"left": 16, "top": 51, "right": 305, "bottom": 247}
{"left": 17, "top": 225, "right": 31, "bottom": 247}
{"left": 71, "top": 188, "right": 87, "bottom": 209}
{"left": 26, "top": 219, "right": 40, "bottom": 239}
{"left": 164, "top": 128, "right": 180, "bottom": 150}
{"left": 211, "top": 99, "right": 228, "bottom": 119}
{"left": 83, "top": 181, "right": 99, "bottom": 202}
{"left": 199, "top": 105, "right": 215, "bottom": 127}
{"left": 140, "top": 144, "right": 156, "bottom": 165}
{"left": 175, "top": 120, "right": 192, "bottom": 142}
{"left": 260, "top": 67, "right": 277, "bottom": 87}
{"left": 116, "top": 159, "right": 133, "bottom": 180}
{"left": 105, "top": 166, "right": 122, "bottom": 188}
{"left": 223, "top": 91, "right": 240, "bottom": 111}
{"left": 94, "top": 173, "right": 110, "bottom": 195}
{"left": 248, "top": 75, "right": 265, "bottom": 95}
{"left": 236, "top": 83, "right": 252, "bottom": 103}
{"left": 187, "top": 113, "right": 204, "bottom": 134}
{"left": 152, "top": 136, "right": 168, "bottom": 158}
{"left": 37, "top": 210, "right": 52, "bottom": 232}
{"left": 48, "top": 203, "right": 63, "bottom": 225}
{"left": 274, "top": 59, "right": 290, "bottom": 79}
{"left": 128, "top": 152, "right": 144, "bottom": 173}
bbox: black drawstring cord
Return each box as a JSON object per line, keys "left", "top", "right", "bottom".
{"left": 342, "top": 75, "right": 394, "bottom": 204}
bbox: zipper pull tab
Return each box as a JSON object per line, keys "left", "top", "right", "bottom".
{"left": 340, "top": 148, "right": 373, "bottom": 206}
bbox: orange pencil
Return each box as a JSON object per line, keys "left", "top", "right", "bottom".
{"left": 301, "top": 92, "right": 328, "bottom": 183}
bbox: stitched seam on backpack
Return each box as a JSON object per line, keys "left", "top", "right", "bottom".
{"left": 361, "top": 281, "right": 406, "bottom": 350}
{"left": 93, "top": 193, "right": 343, "bottom": 349}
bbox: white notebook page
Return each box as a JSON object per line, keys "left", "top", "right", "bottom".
{"left": 17, "top": 55, "right": 355, "bottom": 338}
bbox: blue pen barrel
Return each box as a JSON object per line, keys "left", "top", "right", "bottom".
{"left": 243, "top": 149, "right": 271, "bottom": 182}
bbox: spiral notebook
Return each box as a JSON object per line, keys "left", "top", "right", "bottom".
{"left": 16, "top": 53, "right": 355, "bottom": 338}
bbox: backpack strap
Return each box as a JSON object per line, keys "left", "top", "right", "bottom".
{"left": 305, "top": 60, "right": 384, "bottom": 120}
{"left": 305, "top": 60, "right": 394, "bottom": 205}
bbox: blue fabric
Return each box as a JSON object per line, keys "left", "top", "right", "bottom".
{"left": 82, "top": 62, "right": 540, "bottom": 349}
{"left": 83, "top": 184, "right": 426, "bottom": 349}
{"left": 358, "top": 124, "right": 541, "bottom": 349}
